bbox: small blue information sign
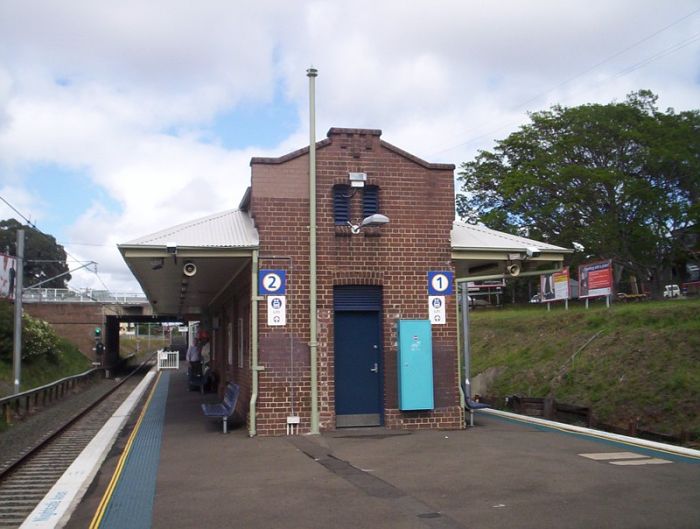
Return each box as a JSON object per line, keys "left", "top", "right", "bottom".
{"left": 427, "top": 271, "right": 454, "bottom": 295}
{"left": 259, "top": 270, "right": 286, "bottom": 295}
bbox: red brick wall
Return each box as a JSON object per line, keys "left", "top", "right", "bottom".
{"left": 23, "top": 303, "right": 104, "bottom": 359}
{"left": 208, "top": 263, "right": 252, "bottom": 424}
{"left": 250, "top": 128, "right": 464, "bottom": 435}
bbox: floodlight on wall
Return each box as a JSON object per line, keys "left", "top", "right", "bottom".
{"left": 348, "top": 213, "right": 390, "bottom": 234}
{"left": 361, "top": 213, "right": 390, "bottom": 228}
{"left": 348, "top": 172, "right": 367, "bottom": 188}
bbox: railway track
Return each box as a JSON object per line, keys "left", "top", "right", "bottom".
{"left": 0, "top": 362, "right": 154, "bottom": 529}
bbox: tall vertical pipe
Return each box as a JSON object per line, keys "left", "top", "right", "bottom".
{"left": 460, "top": 281, "right": 471, "bottom": 397}
{"left": 249, "top": 249, "right": 260, "bottom": 437}
{"left": 307, "top": 67, "right": 319, "bottom": 434}
{"left": 13, "top": 229, "right": 24, "bottom": 394}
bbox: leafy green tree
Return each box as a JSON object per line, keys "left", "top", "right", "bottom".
{"left": 0, "top": 219, "right": 71, "bottom": 289}
{"left": 457, "top": 91, "right": 699, "bottom": 293}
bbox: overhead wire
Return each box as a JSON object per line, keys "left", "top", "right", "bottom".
{"left": 429, "top": 7, "right": 700, "bottom": 158}
{"left": 0, "top": 193, "right": 114, "bottom": 290}
{"left": 0, "top": 195, "right": 36, "bottom": 228}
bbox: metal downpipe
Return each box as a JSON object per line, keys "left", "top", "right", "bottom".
{"left": 249, "top": 250, "right": 260, "bottom": 437}
{"left": 458, "top": 279, "right": 471, "bottom": 403}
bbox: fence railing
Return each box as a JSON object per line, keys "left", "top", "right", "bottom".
{"left": 22, "top": 288, "right": 148, "bottom": 304}
{"left": 157, "top": 349, "right": 180, "bottom": 371}
{"left": 500, "top": 395, "right": 694, "bottom": 446}
{"left": 0, "top": 368, "right": 102, "bottom": 424}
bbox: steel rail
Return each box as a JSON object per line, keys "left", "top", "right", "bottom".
{"left": 0, "top": 352, "right": 155, "bottom": 482}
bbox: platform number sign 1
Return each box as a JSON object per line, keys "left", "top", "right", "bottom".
{"left": 428, "top": 271, "right": 452, "bottom": 325}
{"left": 428, "top": 271, "right": 453, "bottom": 296}
{"left": 259, "top": 270, "right": 286, "bottom": 296}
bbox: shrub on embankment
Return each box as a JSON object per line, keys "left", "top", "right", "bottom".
{"left": 470, "top": 298, "right": 700, "bottom": 441}
{"left": 0, "top": 300, "right": 90, "bottom": 397}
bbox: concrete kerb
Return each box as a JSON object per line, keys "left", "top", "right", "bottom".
{"left": 480, "top": 408, "right": 700, "bottom": 460}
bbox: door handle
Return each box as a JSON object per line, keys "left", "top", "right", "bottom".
{"left": 370, "top": 362, "right": 379, "bottom": 373}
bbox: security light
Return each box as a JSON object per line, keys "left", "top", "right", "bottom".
{"left": 525, "top": 247, "right": 541, "bottom": 258}
{"left": 348, "top": 172, "right": 367, "bottom": 188}
{"left": 360, "top": 214, "right": 390, "bottom": 228}
{"left": 348, "top": 213, "right": 390, "bottom": 234}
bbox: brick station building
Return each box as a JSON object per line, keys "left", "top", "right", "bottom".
{"left": 119, "top": 127, "right": 569, "bottom": 436}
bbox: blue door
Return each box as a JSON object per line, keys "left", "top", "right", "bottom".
{"left": 334, "top": 310, "right": 382, "bottom": 427}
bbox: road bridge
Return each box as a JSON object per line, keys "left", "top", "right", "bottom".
{"left": 21, "top": 288, "right": 181, "bottom": 368}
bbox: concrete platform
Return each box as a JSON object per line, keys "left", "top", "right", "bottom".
{"left": 67, "top": 368, "right": 700, "bottom": 529}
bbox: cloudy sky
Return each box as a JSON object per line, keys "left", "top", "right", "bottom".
{"left": 1, "top": 1, "right": 699, "bottom": 293}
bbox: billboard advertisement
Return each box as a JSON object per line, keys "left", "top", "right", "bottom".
{"left": 541, "top": 267, "right": 570, "bottom": 302}
{"left": 0, "top": 253, "right": 16, "bottom": 300}
{"left": 578, "top": 260, "right": 613, "bottom": 299}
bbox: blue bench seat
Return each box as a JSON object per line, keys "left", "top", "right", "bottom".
{"left": 201, "top": 383, "right": 239, "bottom": 433}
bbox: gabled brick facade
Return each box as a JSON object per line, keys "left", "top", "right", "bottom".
{"left": 249, "top": 128, "right": 463, "bottom": 435}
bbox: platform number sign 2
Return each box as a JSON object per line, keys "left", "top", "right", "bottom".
{"left": 428, "top": 271, "right": 453, "bottom": 296}
{"left": 259, "top": 270, "right": 286, "bottom": 296}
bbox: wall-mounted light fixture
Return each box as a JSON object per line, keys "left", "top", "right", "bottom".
{"left": 166, "top": 242, "right": 177, "bottom": 263}
{"left": 348, "top": 213, "right": 390, "bottom": 234}
{"left": 348, "top": 172, "right": 367, "bottom": 188}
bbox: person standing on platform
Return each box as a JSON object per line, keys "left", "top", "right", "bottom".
{"left": 186, "top": 339, "right": 202, "bottom": 376}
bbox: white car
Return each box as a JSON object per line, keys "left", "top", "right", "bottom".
{"left": 663, "top": 284, "right": 681, "bottom": 298}
{"left": 468, "top": 296, "right": 489, "bottom": 307}
{"left": 529, "top": 294, "right": 541, "bottom": 303}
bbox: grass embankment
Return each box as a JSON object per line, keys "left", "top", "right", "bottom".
{"left": 470, "top": 299, "right": 700, "bottom": 439}
{"left": 0, "top": 346, "right": 91, "bottom": 399}
{"left": 118, "top": 335, "right": 170, "bottom": 359}
{"left": 0, "top": 336, "right": 169, "bottom": 399}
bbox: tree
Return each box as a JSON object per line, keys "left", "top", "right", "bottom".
{"left": 0, "top": 219, "right": 71, "bottom": 289}
{"left": 457, "top": 91, "right": 699, "bottom": 294}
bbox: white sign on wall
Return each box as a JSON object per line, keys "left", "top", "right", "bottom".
{"left": 429, "top": 296, "right": 446, "bottom": 325}
{"left": 267, "top": 295, "right": 286, "bottom": 326}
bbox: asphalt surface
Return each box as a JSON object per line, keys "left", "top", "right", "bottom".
{"left": 66, "top": 369, "right": 700, "bottom": 529}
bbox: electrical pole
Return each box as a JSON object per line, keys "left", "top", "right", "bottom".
{"left": 13, "top": 229, "right": 24, "bottom": 394}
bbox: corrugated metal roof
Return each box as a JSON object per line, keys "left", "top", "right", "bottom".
{"left": 451, "top": 221, "right": 570, "bottom": 252}
{"left": 121, "top": 209, "right": 259, "bottom": 248}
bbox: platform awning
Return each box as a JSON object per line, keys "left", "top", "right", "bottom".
{"left": 118, "top": 209, "right": 259, "bottom": 317}
{"left": 451, "top": 221, "right": 572, "bottom": 280}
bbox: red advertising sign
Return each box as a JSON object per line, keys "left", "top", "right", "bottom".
{"left": 578, "top": 260, "right": 613, "bottom": 299}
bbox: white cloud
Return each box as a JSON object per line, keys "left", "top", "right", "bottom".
{"left": 0, "top": 0, "right": 698, "bottom": 292}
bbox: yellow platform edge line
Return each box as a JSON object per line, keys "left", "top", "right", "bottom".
{"left": 89, "top": 371, "right": 163, "bottom": 529}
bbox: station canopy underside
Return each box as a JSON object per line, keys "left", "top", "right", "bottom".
{"left": 450, "top": 221, "right": 572, "bottom": 281}
{"left": 118, "top": 209, "right": 258, "bottom": 318}
{"left": 118, "top": 212, "right": 571, "bottom": 317}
